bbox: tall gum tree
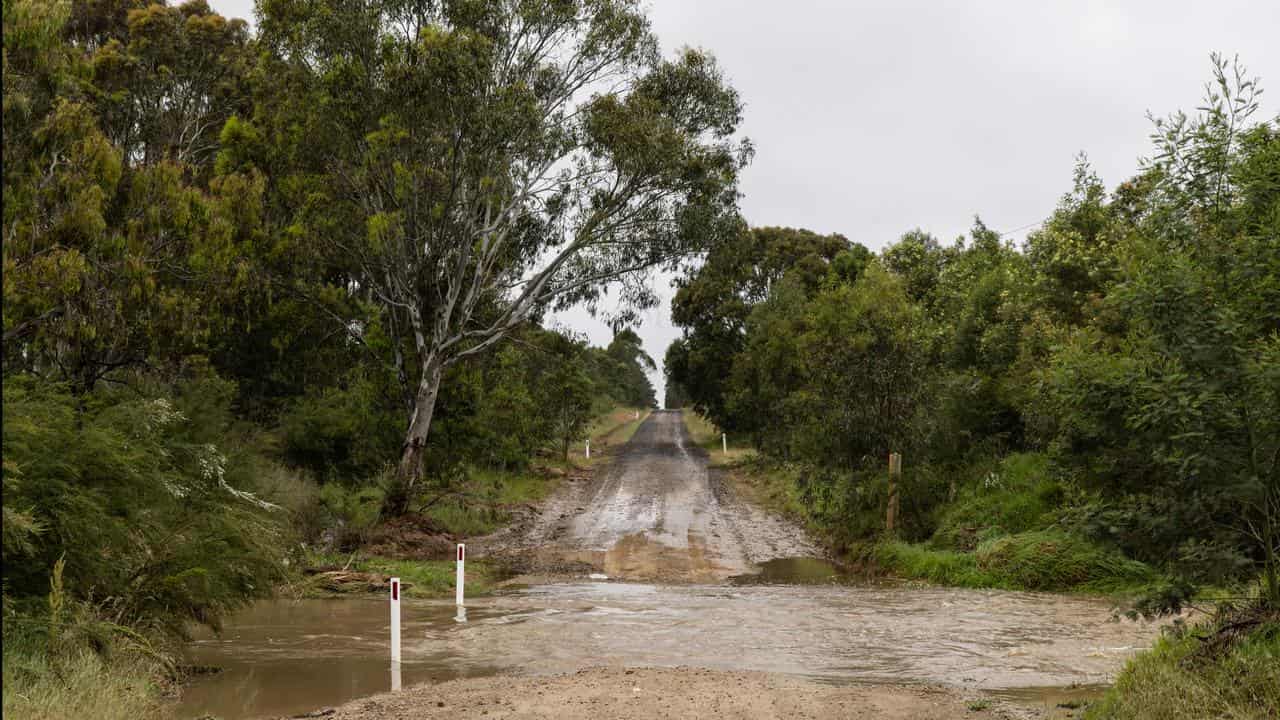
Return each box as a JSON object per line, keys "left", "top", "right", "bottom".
{"left": 255, "top": 0, "right": 749, "bottom": 501}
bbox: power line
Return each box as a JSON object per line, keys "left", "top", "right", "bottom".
{"left": 996, "top": 217, "right": 1049, "bottom": 237}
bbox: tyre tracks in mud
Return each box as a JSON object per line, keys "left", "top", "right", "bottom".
{"left": 472, "top": 410, "right": 821, "bottom": 583}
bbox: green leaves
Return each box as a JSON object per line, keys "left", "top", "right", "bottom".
{"left": 2, "top": 376, "right": 283, "bottom": 638}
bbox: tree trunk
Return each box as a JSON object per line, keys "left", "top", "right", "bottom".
{"left": 395, "top": 356, "right": 444, "bottom": 510}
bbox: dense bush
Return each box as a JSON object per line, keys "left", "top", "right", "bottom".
{"left": 2, "top": 376, "right": 284, "bottom": 637}
{"left": 668, "top": 57, "right": 1280, "bottom": 607}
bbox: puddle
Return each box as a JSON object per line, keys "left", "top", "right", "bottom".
{"left": 985, "top": 685, "right": 1109, "bottom": 718}
{"left": 730, "top": 556, "right": 854, "bottom": 585}
{"left": 175, "top": 583, "right": 1166, "bottom": 720}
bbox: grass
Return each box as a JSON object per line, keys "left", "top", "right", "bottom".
{"left": 721, "top": 456, "right": 811, "bottom": 522}
{"left": 423, "top": 466, "right": 560, "bottom": 536}
{"left": 931, "top": 453, "right": 1064, "bottom": 551}
{"left": 865, "top": 533, "right": 1155, "bottom": 593}
{"left": 563, "top": 405, "right": 651, "bottom": 467}
{"left": 3, "top": 648, "right": 163, "bottom": 720}
{"left": 300, "top": 551, "right": 503, "bottom": 599}
{"left": 1085, "top": 605, "right": 1280, "bottom": 720}
{"left": 679, "top": 411, "right": 756, "bottom": 466}
{"left": 3, "top": 622, "right": 167, "bottom": 720}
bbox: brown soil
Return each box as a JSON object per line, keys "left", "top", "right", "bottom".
{"left": 362, "top": 514, "right": 456, "bottom": 560}
{"left": 302, "top": 569, "right": 401, "bottom": 594}
{"left": 311, "top": 667, "right": 1024, "bottom": 720}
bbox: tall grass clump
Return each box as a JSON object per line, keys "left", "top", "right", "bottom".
{"left": 1086, "top": 602, "right": 1280, "bottom": 720}
{"left": 3, "top": 562, "right": 168, "bottom": 720}
{"left": 977, "top": 530, "right": 1155, "bottom": 592}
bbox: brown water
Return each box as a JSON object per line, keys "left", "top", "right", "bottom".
{"left": 176, "top": 578, "right": 1164, "bottom": 720}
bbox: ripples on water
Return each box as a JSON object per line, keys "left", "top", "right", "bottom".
{"left": 177, "top": 576, "right": 1163, "bottom": 720}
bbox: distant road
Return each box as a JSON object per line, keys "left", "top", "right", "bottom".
{"left": 478, "top": 410, "right": 820, "bottom": 582}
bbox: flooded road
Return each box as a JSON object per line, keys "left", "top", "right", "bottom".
{"left": 178, "top": 582, "right": 1162, "bottom": 719}
{"left": 177, "top": 412, "right": 1166, "bottom": 719}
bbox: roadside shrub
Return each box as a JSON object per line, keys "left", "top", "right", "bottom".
{"left": 316, "top": 481, "right": 385, "bottom": 550}
{"left": 2, "top": 376, "right": 283, "bottom": 637}
{"left": 279, "top": 375, "right": 402, "bottom": 483}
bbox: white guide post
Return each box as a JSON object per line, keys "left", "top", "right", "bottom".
{"left": 455, "top": 543, "right": 466, "bottom": 607}
{"left": 389, "top": 576, "right": 401, "bottom": 667}
{"left": 585, "top": 439, "right": 590, "bottom": 459}
{"left": 722, "top": 433, "right": 727, "bottom": 454}
{"left": 634, "top": 410, "right": 639, "bottom": 420}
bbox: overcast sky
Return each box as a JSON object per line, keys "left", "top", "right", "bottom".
{"left": 210, "top": 0, "right": 1278, "bottom": 404}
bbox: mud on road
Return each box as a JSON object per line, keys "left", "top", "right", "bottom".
{"left": 474, "top": 410, "right": 819, "bottom": 582}
{"left": 322, "top": 667, "right": 1022, "bottom": 720}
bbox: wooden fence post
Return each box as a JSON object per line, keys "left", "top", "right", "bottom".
{"left": 887, "top": 452, "right": 902, "bottom": 535}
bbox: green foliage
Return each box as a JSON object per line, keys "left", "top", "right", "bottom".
{"left": 932, "top": 453, "right": 1063, "bottom": 550}
{"left": 1086, "top": 605, "right": 1280, "bottom": 720}
{"left": 3, "top": 0, "right": 261, "bottom": 392}
{"left": 280, "top": 372, "right": 402, "bottom": 483}
{"left": 669, "top": 56, "right": 1280, "bottom": 608}
{"left": 669, "top": 226, "right": 858, "bottom": 429}
{"left": 2, "top": 376, "right": 283, "bottom": 638}
{"left": 976, "top": 531, "right": 1155, "bottom": 592}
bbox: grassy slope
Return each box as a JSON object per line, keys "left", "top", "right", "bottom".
{"left": 299, "top": 552, "right": 502, "bottom": 598}
{"left": 703, "top": 427, "right": 1156, "bottom": 596}
{"left": 421, "top": 466, "right": 561, "bottom": 537}
{"left": 680, "top": 410, "right": 756, "bottom": 466}
{"left": 1086, "top": 608, "right": 1280, "bottom": 720}
{"left": 578, "top": 405, "right": 651, "bottom": 459}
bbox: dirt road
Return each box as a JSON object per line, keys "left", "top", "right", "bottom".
{"left": 179, "top": 410, "right": 1167, "bottom": 720}
{"left": 477, "top": 410, "right": 819, "bottom": 582}
{"left": 321, "top": 667, "right": 1021, "bottom": 720}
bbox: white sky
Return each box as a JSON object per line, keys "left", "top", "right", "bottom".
{"left": 210, "top": 0, "right": 1279, "bottom": 404}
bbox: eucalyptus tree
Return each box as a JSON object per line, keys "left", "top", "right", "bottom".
{"left": 2, "top": 0, "right": 258, "bottom": 391}
{"left": 256, "top": 0, "right": 748, "bottom": 499}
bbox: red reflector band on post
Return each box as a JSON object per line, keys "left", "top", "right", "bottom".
{"left": 458, "top": 545, "right": 464, "bottom": 561}
{"left": 392, "top": 580, "right": 399, "bottom": 601}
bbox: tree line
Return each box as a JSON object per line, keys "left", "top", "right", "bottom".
{"left": 667, "top": 56, "right": 1279, "bottom": 608}
{"left": 2, "top": 0, "right": 727, "bottom": 688}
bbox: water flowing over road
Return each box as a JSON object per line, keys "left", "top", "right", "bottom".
{"left": 178, "top": 411, "right": 1167, "bottom": 720}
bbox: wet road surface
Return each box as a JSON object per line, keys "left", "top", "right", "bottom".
{"left": 478, "top": 410, "right": 819, "bottom": 582}
{"left": 176, "top": 410, "right": 1169, "bottom": 719}
{"left": 178, "top": 585, "right": 1161, "bottom": 720}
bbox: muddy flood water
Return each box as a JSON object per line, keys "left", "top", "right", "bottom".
{"left": 176, "top": 575, "right": 1164, "bottom": 720}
